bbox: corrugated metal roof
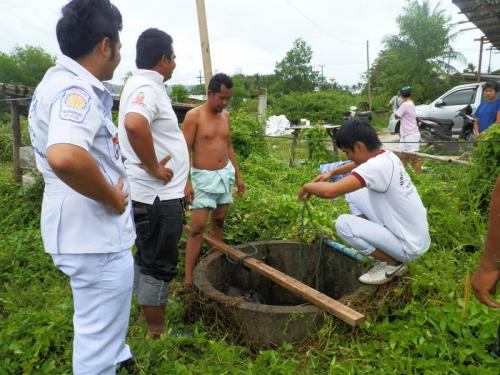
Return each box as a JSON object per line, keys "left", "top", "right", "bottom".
{"left": 452, "top": 0, "right": 500, "bottom": 50}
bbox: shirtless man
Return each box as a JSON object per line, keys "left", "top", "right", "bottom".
{"left": 182, "top": 73, "right": 244, "bottom": 287}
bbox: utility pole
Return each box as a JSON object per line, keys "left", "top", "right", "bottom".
{"left": 366, "top": 40, "right": 372, "bottom": 111}
{"left": 475, "top": 36, "right": 486, "bottom": 82}
{"left": 196, "top": 70, "right": 203, "bottom": 85}
{"left": 487, "top": 46, "right": 494, "bottom": 74}
{"left": 318, "top": 64, "right": 325, "bottom": 88}
{"left": 195, "top": 0, "right": 213, "bottom": 93}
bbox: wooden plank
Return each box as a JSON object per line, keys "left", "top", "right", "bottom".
{"left": 185, "top": 225, "right": 365, "bottom": 326}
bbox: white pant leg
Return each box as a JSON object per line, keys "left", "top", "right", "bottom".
{"left": 335, "top": 214, "right": 412, "bottom": 263}
{"left": 51, "top": 250, "right": 133, "bottom": 375}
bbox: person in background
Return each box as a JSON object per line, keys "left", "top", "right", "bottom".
{"left": 387, "top": 89, "right": 402, "bottom": 112}
{"left": 28, "top": 1, "right": 136, "bottom": 373}
{"left": 118, "top": 28, "right": 189, "bottom": 338}
{"left": 473, "top": 81, "right": 500, "bottom": 138}
{"left": 395, "top": 86, "right": 421, "bottom": 173}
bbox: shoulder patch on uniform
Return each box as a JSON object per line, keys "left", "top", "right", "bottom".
{"left": 131, "top": 91, "right": 146, "bottom": 106}
{"left": 59, "top": 86, "right": 91, "bottom": 123}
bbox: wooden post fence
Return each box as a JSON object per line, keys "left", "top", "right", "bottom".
{"left": 10, "top": 100, "right": 21, "bottom": 183}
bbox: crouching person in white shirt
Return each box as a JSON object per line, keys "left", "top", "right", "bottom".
{"left": 299, "top": 120, "right": 431, "bottom": 285}
{"left": 118, "top": 29, "right": 189, "bottom": 338}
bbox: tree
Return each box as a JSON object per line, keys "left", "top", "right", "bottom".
{"left": 271, "top": 89, "right": 355, "bottom": 124}
{"left": 11, "top": 45, "right": 55, "bottom": 86}
{"left": 368, "top": 1, "right": 464, "bottom": 103}
{"left": 0, "top": 53, "right": 24, "bottom": 84}
{"left": 229, "top": 74, "right": 250, "bottom": 110}
{"left": 170, "top": 84, "right": 190, "bottom": 103}
{"left": 190, "top": 84, "right": 206, "bottom": 95}
{"left": 463, "top": 63, "right": 476, "bottom": 74}
{"left": 274, "top": 38, "right": 319, "bottom": 94}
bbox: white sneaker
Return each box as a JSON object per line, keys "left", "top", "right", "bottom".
{"left": 358, "top": 262, "right": 408, "bottom": 285}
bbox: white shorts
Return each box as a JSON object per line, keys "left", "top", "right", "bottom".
{"left": 400, "top": 132, "right": 420, "bottom": 152}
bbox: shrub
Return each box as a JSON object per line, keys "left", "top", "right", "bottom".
{"left": 270, "top": 89, "right": 356, "bottom": 124}
{"left": 302, "top": 125, "right": 333, "bottom": 162}
{"left": 462, "top": 124, "right": 500, "bottom": 212}
{"left": 230, "top": 110, "right": 267, "bottom": 159}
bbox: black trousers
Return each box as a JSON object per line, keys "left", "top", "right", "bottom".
{"left": 132, "top": 197, "right": 184, "bottom": 282}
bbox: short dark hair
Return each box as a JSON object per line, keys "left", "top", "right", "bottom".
{"left": 136, "top": 28, "right": 174, "bottom": 69}
{"left": 56, "top": 0, "right": 122, "bottom": 60}
{"left": 336, "top": 119, "right": 382, "bottom": 152}
{"left": 484, "top": 81, "right": 498, "bottom": 92}
{"left": 208, "top": 73, "right": 233, "bottom": 93}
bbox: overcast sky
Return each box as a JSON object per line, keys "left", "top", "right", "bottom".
{"left": 1, "top": 0, "right": 499, "bottom": 87}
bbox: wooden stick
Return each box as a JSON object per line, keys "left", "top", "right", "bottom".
{"left": 10, "top": 100, "right": 21, "bottom": 183}
{"left": 185, "top": 225, "right": 365, "bottom": 326}
{"left": 393, "top": 150, "right": 470, "bottom": 165}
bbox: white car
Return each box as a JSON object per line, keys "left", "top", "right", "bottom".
{"left": 388, "top": 82, "right": 498, "bottom": 135}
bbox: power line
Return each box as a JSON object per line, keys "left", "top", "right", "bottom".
{"left": 285, "top": 0, "right": 362, "bottom": 46}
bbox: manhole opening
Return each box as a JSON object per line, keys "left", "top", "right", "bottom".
{"left": 205, "top": 240, "right": 365, "bottom": 305}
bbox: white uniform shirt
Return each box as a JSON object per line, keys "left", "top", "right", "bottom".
{"left": 344, "top": 187, "right": 381, "bottom": 224}
{"left": 118, "top": 70, "right": 189, "bottom": 204}
{"left": 351, "top": 150, "right": 431, "bottom": 256}
{"left": 28, "top": 55, "right": 136, "bottom": 254}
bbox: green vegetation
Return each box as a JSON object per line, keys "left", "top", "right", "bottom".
{"left": 270, "top": 90, "right": 355, "bottom": 124}
{"left": 171, "top": 84, "right": 190, "bottom": 103}
{"left": 274, "top": 38, "right": 320, "bottom": 94}
{"left": 0, "top": 45, "right": 55, "bottom": 87}
{"left": 0, "top": 115, "right": 30, "bottom": 162}
{"left": 463, "top": 124, "right": 500, "bottom": 214}
{"left": 1, "top": 2, "right": 499, "bottom": 372}
{"left": 230, "top": 110, "right": 268, "bottom": 159}
{"left": 1, "top": 111, "right": 499, "bottom": 374}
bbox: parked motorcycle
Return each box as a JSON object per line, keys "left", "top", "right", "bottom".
{"left": 342, "top": 105, "right": 372, "bottom": 123}
{"left": 418, "top": 105, "right": 475, "bottom": 144}
{"left": 417, "top": 117, "right": 454, "bottom": 143}
{"left": 456, "top": 105, "right": 474, "bottom": 142}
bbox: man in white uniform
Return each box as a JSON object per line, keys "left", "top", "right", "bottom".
{"left": 118, "top": 28, "right": 189, "bottom": 338}
{"left": 299, "top": 120, "right": 430, "bottom": 285}
{"left": 28, "top": 1, "right": 136, "bottom": 374}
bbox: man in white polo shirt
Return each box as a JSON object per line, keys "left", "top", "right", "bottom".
{"left": 118, "top": 28, "right": 189, "bottom": 338}
{"left": 299, "top": 120, "right": 430, "bottom": 285}
{"left": 28, "top": 1, "right": 136, "bottom": 373}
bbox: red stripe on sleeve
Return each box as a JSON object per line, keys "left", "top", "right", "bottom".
{"left": 351, "top": 171, "right": 366, "bottom": 187}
